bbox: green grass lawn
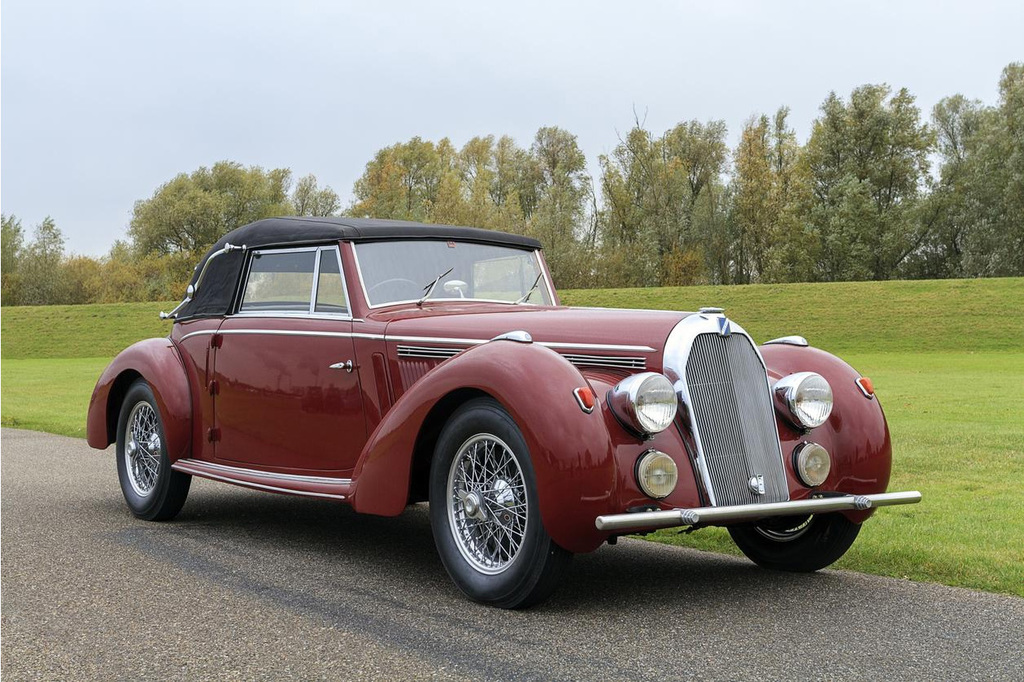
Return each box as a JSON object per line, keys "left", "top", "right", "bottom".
{"left": 2, "top": 278, "right": 1022, "bottom": 597}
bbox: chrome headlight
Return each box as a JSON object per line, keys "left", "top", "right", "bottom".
{"left": 793, "top": 442, "right": 831, "bottom": 487}
{"left": 608, "top": 372, "right": 677, "bottom": 436}
{"left": 636, "top": 450, "right": 678, "bottom": 499}
{"left": 774, "top": 372, "right": 833, "bottom": 429}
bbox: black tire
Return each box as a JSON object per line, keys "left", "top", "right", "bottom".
{"left": 115, "top": 379, "right": 191, "bottom": 521}
{"left": 429, "top": 398, "right": 572, "bottom": 609}
{"left": 728, "top": 513, "right": 861, "bottom": 572}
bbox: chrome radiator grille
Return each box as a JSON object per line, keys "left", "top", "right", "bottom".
{"left": 684, "top": 332, "right": 788, "bottom": 506}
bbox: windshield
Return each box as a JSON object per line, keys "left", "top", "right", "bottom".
{"left": 354, "top": 240, "right": 553, "bottom": 307}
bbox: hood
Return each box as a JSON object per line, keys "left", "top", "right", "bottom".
{"left": 375, "top": 303, "right": 693, "bottom": 368}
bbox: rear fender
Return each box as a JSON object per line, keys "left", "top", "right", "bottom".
{"left": 350, "top": 340, "right": 616, "bottom": 553}
{"left": 86, "top": 338, "right": 192, "bottom": 463}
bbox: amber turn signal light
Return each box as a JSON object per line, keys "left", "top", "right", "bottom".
{"left": 856, "top": 376, "right": 875, "bottom": 398}
{"left": 573, "top": 387, "right": 596, "bottom": 413}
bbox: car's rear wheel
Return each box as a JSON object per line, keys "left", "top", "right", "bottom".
{"left": 116, "top": 379, "right": 191, "bottom": 521}
{"left": 429, "top": 397, "right": 571, "bottom": 609}
{"left": 728, "top": 512, "right": 861, "bottom": 572}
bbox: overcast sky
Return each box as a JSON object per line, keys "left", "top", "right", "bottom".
{"left": 2, "top": 0, "right": 1022, "bottom": 256}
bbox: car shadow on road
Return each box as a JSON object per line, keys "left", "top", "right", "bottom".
{"left": 101, "top": 481, "right": 846, "bottom": 615}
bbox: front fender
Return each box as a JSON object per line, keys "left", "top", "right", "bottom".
{"left": 350, "top": 341, "right": 616, "bottom": 553}
{"left": 86, "top": 337, "right": 192, "bottom": 464}
{"left": 761, "top": 344, "right": 892, "bottom": 523}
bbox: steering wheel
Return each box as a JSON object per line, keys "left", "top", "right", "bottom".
{"left": 368, "top": 278, "right": 420, "bottom": 301}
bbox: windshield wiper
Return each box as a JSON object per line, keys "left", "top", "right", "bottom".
{"left": 514, "top": 273, "right": 544, "bottom": 305}
{"left": 417, "top": 267, "right": 454, "bottom": 306}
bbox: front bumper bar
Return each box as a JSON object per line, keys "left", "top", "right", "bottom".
{"left": 594, "top": 490, "right": 922, "bottom": 532}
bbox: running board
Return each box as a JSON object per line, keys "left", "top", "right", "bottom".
{"left": 171, "top": 458, "right": 352, "bottom": 501}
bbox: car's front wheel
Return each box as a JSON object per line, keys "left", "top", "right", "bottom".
{"left": 116, "top": 379, "right": 191, "bottom": 521}
{"left": 429, "top": 398, "right": 571, "bottom": 609}
{"left": 728, "top": 512, "right": 861, "bottom": 572}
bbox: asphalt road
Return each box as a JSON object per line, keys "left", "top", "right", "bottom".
{"left": 2, "top": 428, "right": 1022, "bottom": 681}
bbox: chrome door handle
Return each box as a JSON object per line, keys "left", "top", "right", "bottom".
{"left": 329, "top": 360, "right": 354, "bottom": 373}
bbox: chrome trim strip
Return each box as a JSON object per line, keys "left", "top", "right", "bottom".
{"left": 397, "top": 345, "right": 462, "bottom": 359}
{"left": 560, "top": 354, "right": 646, "bottom": 370}
{"left": 181, "top": 328, "right": 655, "bottom": 353}
{"left": 385, "top": 335, "right": 656, "bottom": 352}
{"left": 172, "top": 463, "right": 348, "bottom": 500}
{"left": 595, "top": 490, "right": 923, "bottom": 532}
{"left": 174, "top": 458, "right": 352, "bottom": 485}
{"left": 180, "top": 329, "right": 218, "bottom": 342}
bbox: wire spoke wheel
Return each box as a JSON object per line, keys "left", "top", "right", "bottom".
{"left": 124, "top": 401, "right": 161, "bottom": 497}
{"left": 446, "top": 433, "right": 528, "bottom": 575}
{"left": 753, "top": 514, "right": 814, "bottom": 542}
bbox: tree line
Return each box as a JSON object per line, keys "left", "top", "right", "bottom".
{"left": 2, "top": 62, "right": 1021, "bottom": 306}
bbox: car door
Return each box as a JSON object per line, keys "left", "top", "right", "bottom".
{"left": 213, "top": 245, "right": 367, "bottom": 473}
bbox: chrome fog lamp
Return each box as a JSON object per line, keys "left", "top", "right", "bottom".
{"left": 793, "top": 441, "right": 832, "bottom": 487}
{"left": 636, "top": 450, "right": 678, "bottom": 499}
{"left": 774, "top": 372, "right": 833, "bottom": 429}
{"left": 608, "top": 372, "right": 677, "bottom": 436}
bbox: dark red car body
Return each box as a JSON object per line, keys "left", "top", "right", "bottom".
{"left": 87, "top": 217, "right": 910, "bottom": 558}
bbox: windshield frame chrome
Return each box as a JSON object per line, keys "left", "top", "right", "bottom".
{"left": 350, "top": 239, "right": 555, "bottom": 310}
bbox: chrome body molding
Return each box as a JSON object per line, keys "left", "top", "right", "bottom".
{"left": 397, "top": 345, "right": 462, "bottom": 359}
{"left": 595, "top": 490, "right": 923, "bottom": 532}
{"left": 179, "top": 327, "right": 656, "bottom": 354}
{"left": 764, "top": 335, "right": 809, "bottom": 347}
{"left": 663, "top": 313, "right": 788, "bottom": 507}
{"left": 172, "top": 458, "right": 351, "bottom": 500}
{"left": 559, "top": 354, "right": 646, "bottom": 370}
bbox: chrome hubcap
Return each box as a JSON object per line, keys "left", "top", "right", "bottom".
{"left": 447, "top": 434, "right": 528, "bottom": 575}
{"left": 124, "top": 401, "right": 161, "bottom": 497}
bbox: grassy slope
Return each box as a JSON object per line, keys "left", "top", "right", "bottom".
{"left": 2, "top": 278, "right": 1022, "bottom": 595}
{"left": 560, "top": 277, "right": 1024, "bottom": 354}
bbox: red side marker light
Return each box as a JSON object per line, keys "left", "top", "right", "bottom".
{"left": 573, "top": 387, "right": 596, "bottom": 413}
{"left": 856, "top": 376, "right": 875, "bottom": 399}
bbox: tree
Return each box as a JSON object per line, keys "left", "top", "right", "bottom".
{"left": 730, "top": 108, "right": 814, "bottom": 283}
{"left": 292, "top": 174, "right": 340, "bottom": 216}
{"left": 528, "top": 127, "right": 595, "bottom": 288}
{"left": 803, "top": 85, "right": 934, "bottom": 280}
{"left": 19, "top": 217, "right": 69, "bottom": 305}
{"left": 908, "top": 95, "right": 985, "bottom": 278}
{"left": 2, "top": 214, "right": 25, "bottom": 304}
{"left": 129, "top": 161, "right": 294, "bottom": 255}
{"left": 350, "top": 137, "right": 448, "bottom": 221}
{"left": 958, "top": 63, "right": 1024, "bottom": 276}
{"left": 597, "top": 118, "right": 728, "bottom": 285}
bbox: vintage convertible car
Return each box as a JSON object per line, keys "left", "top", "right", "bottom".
{"left": 87, "top": 217, "right": 921, "bottom": 608}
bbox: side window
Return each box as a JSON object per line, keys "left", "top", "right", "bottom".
{"left": 314, "top": 249, "right": 349, "bottom": 315}
{"left": 239, "top": 250, "right": 316, "bottom": 313}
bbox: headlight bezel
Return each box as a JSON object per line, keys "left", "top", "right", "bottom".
{"left": 773, "top": 371, "right": 834, "bottom": 430}
{"left": 608, "top": 372, "right": 678, "bottom": 437}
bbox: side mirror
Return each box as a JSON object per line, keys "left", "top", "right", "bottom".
{"left": 443, "top": 280, "right": 467, "bottom": 298}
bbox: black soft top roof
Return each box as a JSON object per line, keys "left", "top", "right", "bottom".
{"left": 175, "top": 216, "right": 541, "bottom": 321}
{"left": 209, "top": 216, "right": 541, "bottom": 252}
